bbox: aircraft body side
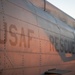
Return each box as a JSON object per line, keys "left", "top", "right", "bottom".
{"left": 0, "top": 0, "right": 75, "bottom": 75}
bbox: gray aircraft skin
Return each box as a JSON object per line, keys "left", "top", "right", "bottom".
{"left": 0, "top": 0, "right": 75, "bottom": 75}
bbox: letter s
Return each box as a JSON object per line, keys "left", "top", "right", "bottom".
{"left": 9, "top": 24, "right": 17, "bottom": 46}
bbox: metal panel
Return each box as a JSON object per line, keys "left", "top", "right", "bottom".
{"left": 7, "top": 0, "right": 27, "bottom": 8}
{"left": 5, "top": 14, "right": 39, "bottom": 38}
{"left": 3, "top": 52, "right": 23, "bottom": 69}
{"left": 38, "top": 17, "right": 60, "bottom": 35}
{"left": 34, "top": 6, "right": 56, "bottom": 24}
{"left": 22, "top": 8, "right": 37, "bottom": 26}
{"left": 70, "top": 59, "right": 75, "bottom": 64}
{"left": 41, "top": 55, "right": 61, "bottom": 66}
{"left": 5, "top": 15, "right": 28, "bottom": 36}
{"left": 2, "top": 68, "right": 40, "bottom": 75}
{"left": 57, "top": 19, "right": 68, "bottom": 28}
{"left": 23, "top": 54, "right": 40, "bottom": 67}
{"left": 27, "top": 37, "right": 40, "bottom": 53}
{"left": 50, "top": 55, "right": 62, "bottom": 65}
{"left": 70, "top": 63, "right": 75, "bottom": 71}
{"left": 0, "top": 0, "right": 2, "bottom": 13}
{"left": 0, "top": 52, "right": 15, "bottom": 70}
{"left": 0, "top": 13, "right": 4, "bottom": 30}
{"left": 2, "top": 69, "right": 23, "bottom": 75}
{"left": 39, "top": 28, "right": 49, "bottom": 40}
{"left": 28, "top": 24, "right": 39, "bottom": 38}
{"left": 41, "top": 55, "right": 51, "bottom": 66}
{"left": 1, "top": 53, "right": 40, "bottom": 74}
{"left": 60, "top": 28, "right": 74, "bottom": 39}
{"left": 0, "top": 52, "right": 4, "bottom": 70}
{"left": 3, "top": 0, "right": 37, "bottom": 25}
{"left": 1, "top": 53, "right": 40, "bottom": 75}
{"left": 7, "top": 0, "right": 36, "bottom": 13}
{"left": 57, "top": 18, "right": 74, "bottom": 32}
{"left": 24, "top": 68, "right": 40, "bottom": 75}
{"left": 3, "top": 54, "right": 14, "bottom": 69}
{"left": 3, "top": 0, "right": 23, "bottom": 19}
{"left": 58, "top": 65, "right": 73, "bottom": 73}
{"left": 40, "top": 40, "right": 50, "bottom": 53}
{"left": 0, "top": 30, "right": 4, "bottom": 51}
{"left": 37, "top": 17, "right": 51, "bottom": 30}
{"left": 51, "top": 25, "right": 60, "bottom": 34}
